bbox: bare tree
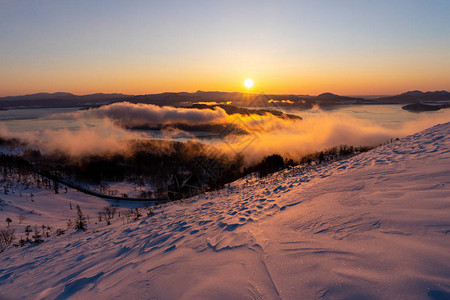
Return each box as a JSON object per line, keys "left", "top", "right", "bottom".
{"left": 5, "top": 217, "right": 12, "bottom": 227}
{"left": 132, "top": 208, "right": 142, "bottom": 221}
{"left": 100, "top": 205, "right": 118, "bottom": 225}
{"left": 17, "top": 213, "right": 26, "bottom": 224}
{"left": 0, "top": 227, "right": 15, "bottom": 252}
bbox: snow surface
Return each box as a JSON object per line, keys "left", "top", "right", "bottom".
{"left": 1, "top": 123, "right": 450, "bottom": 299}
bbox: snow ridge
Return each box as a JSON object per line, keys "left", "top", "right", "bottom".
{"left": 1, "top": 122, "right": 450, "bottom": 299}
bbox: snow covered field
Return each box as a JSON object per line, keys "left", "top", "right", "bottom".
{"left": 1, "top": 123, "right": 450, "bottom": 299}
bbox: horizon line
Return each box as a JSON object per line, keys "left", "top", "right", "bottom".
{"left": 2, "top": 89, "right": 449, "bottom": 99}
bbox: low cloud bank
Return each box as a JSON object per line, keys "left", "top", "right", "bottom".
{"left": 1, "top": 103, "right": 449, "bottom": 164}
{"left": 0, "top": 120, "right": 138, "bottom": 157}
{"left": 213, "top": 109, "right": 450, "bottom": 164}
{"left": 62, "top": 102, "right": 229, "bottom": 128}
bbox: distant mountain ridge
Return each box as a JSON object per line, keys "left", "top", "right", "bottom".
{"left": 0, "top": 90, "right": 449, "bottom": 110}
{"left": 0, "top": 92, "right": 133, "bottom": 109}
{"left": 0, "top": 92, "right": 130, "bottom": 101}
{"left": 314, "top": 92, "right": 371, "bottom": 105}
{"left": 375, "top": 90, "right": 450, "bottom": 104}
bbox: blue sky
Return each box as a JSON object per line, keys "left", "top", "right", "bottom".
{"left": 1, "top": 0, "right": 449, "bottom": 96}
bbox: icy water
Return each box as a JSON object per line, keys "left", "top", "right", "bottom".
{"left": 0, "top": 107, "right": 104, "bottom": 132}
{"left": 286, "top": 104, "right": 447, "bottom": 129}
{"left": 1, "top": 105, "right": 449, "bottom": 138}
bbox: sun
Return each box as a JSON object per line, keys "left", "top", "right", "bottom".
{"left": 244, "top": 78, "right": 254, "bottom": 89}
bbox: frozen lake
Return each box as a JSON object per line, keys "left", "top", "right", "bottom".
{"left": 285, "top": 104, "right": 449, "bottom": 129}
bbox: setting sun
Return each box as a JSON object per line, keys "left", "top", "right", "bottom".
{"left": 244, "top": 78, "right": 254, "bottom": 89}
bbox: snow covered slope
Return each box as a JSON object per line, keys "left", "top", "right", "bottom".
{"left": 1, "top": 123, "right": 450, "bottom": 299}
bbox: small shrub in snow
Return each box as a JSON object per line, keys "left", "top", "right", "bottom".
{"left": 24, "top": 225, "right": 32, "bottom": 241}
{"left": 132, "top": 208, "right": 142, "bottom": 221}
{"left": 42, "top": 225, "right": 51, "bottom": 237}
{"left": 0, "top": 227, "right": 15, "bottom": 252}
{"left": 146, "top": 207, "right": 155, "bottom": 216}
{"left": 5, "top": 217, "right": 12, "bottom": 227}
{"left": 32, "top": 225, "right": 43, "bottom": 244}
{"left": 122, "top": 208, "right": 143, "bottom": 223}
{"left": 56, "top": 228, "right": 66, "bottom": 236}
{"left": 18, "top": 237, "right": 26, "bottom": 247}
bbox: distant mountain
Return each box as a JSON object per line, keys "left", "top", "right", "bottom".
{"left": 314, "top": 92, "right": 375, "bottom": 106}
{"left": 0, "top": 93, "right": 133, "bottom": 109}
{"left": 316, "top": 92, "right": 343, "bottom": 99}
{"left": 104, "top": 91, "right": 374, "bottom": 108}
{"left": 0, "top": 92, "right": 76, "bottom": 101}
{"left": 1, "top": 90, "right": 449, "bottom": 110}
{"left": 375, "top": 90, "right": 450, "bottom": 104}
{"left": 0, "top": 92, "right": 130, "bottom": 101}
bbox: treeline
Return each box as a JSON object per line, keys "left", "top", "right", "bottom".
{"left": 299, "top": 145, "right": 374, "bottom": 164}
{"left": 1, "top": 138, "right": 376, "bottom": 200}
{"left": 22, "top": 140, "right": 245, "bottom": 199}
{"left": 245, "top": 145, "right": 375, "bottom": 178}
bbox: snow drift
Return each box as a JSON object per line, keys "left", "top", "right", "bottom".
{"left": 0, "top": 122, "right": 449, "bottom": 299}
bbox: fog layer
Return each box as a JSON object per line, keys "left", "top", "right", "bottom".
{"left": 1, "top": 103, "right": 449, "bottom": 164}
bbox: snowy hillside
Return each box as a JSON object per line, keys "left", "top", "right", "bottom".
{"left": 1, "top": 123, "right": 450, "bottom": 299}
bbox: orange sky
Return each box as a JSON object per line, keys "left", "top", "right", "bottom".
{"left": 3, "top": 55, "right": 449, "bottom": 97}
{"left": 1, "top": 1, "right": 449, "bottom": 97}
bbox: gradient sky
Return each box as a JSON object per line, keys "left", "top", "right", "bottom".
{"left": 1, "top": 0, "right": 449, "bottom": 96}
